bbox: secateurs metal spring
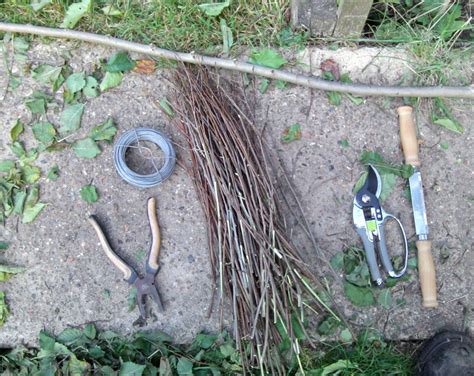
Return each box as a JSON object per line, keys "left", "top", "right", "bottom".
{"left": 352, "top": 165, "right": 409, "bottom": 286}
{"left": 88, "top": 197, "right": 164, "bottom": 325}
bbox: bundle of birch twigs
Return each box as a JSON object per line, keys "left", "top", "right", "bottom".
{"left": 172, "top": 66, "right": 339, "bottom": 373}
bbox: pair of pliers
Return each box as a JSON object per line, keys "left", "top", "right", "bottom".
{"left": 88, "top": 197, "right": 164, "bottom": 325}
{"left": 352, "top": 165, "right": 409, "bottom": 286}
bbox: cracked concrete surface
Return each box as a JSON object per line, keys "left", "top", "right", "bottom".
{"left": 0, "top": 41, "right": 472, "bottom": 347}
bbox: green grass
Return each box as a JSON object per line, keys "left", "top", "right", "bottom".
{"left": 0, "top": 0, "right": 290, "bottom": 52}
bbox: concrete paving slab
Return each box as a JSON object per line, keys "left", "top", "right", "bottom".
{"left": 0, "top": 41, "right": 472, "bottom": 347}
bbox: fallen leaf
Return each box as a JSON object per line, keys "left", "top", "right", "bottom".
{"left": 22, "top": 202, "right": 46, "bottom": 223}
{"left": 47, "top": 165, "right": 59, "bottom": 181}
{"left": 10, "top": 119, "right": 24, "bottom": 142}
{"left": 379, "top": 173, "right": 397, "bottom": 202}
{"left": 89, "top": 117, "right": 117, "bottom": 142}
{"left": 249, "top": 48, "right": 287, "bottom": 69}
{"left": 132, "top": 60, "right": 156, "bottom": 74}
{"left": 377, "top": 289, "right": 392, "bottom": 309}
{"left": 65, "top": 72, "right": 86, "bottom": 94}
{"left": 0, "top": 292, "right": 9, "bottom": 326}
{"left": 0, "top": 242, "right": 8, "bottom": 250}
{"left": 31, "top": 0, "right": 52, "bottom": 11}
{"left": 338, "top": 139, "right": 349, "bottom": 148}
{"left": 281, "top": 123, "right": 302, "bottom": 143}
{"left": 73, "top": 138, "right": 101, "bottom": 159}
{"left": 101, "top": 5, "right": 122, "bottom": 16}
{"left": 340, "top": 328, "right": 353, "bottom": 342}
{"left": 83, "top": 76, "right": 99, "bottom": 97}
{"left": 320, "top": 58, "right": 340, "bottom": 80}
{"left": 13, "top": 190, "right": 27, "bottom": 214}
{"left": 21, "top": 164, "right": 41, "bottom": 184}
{"left": 100, "top": 72, "right": 123, "bottom": 91}
{"left": 258, "top": 79, "right": 270, "bottom": 94}
{"left": 159, "top": 98, "right": 174, "bottom": 117}
{"left": 434, "top": 118, "right": 464, "bottom": 134}
{"left": 59, "top": 103, "right": 85, "bottom": 134}
{"left": 32, "top": 122, "right": 56, "bottom": 145}
{"left": 80, "top": 184, "right": 98, "bottom": 203}
{"left": 343, "top": 282, "right": 375, "bottom": 307}
{"left": 104, "top": 51, "right": 135, "bottom": 73}
{"left": 317, "top": 315, "right": 341, "bottom": 335}
{"left": 326, "top": 91, "right": 341, "bottom": 106}
{"left": 198, "top": 0, "right": 230, "bottom": 16}
{"left": 60, "top": 0, "right": 92, "bottom": 29}
{"left": 31, "top": 64, "right": 62, "bottom": 85}
{"left": 10, "top": 141, "right": 26, "bottom": 157}
{"left": 330, "top": 252, "right": 344, "bottom": 270}
{"left": 275, "top": 80, "right": 287, "bottom": 89}
{"left": 25, "top": 98, "right": 46, "bottom": 115}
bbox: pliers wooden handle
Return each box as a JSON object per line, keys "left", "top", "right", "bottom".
{"left": 88, "top": 197, "right": 164, "bottom": 324}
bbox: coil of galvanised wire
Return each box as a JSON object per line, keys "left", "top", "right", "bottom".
{"left": 113, "top": 128, "right": 176, "bottom": 188}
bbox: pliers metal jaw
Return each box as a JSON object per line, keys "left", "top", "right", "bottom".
{"left": 88, "top": 197, "right": 164, "bottom": 325}
{"left": 352, "top": 165, "right": 409, "bottom": 286}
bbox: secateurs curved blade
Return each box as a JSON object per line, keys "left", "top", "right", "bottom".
{"left": 88, "top": 197, "right": 164, "bottom": 325}
{"left": 352, "top": 165, "right": 409, "bottom": 286}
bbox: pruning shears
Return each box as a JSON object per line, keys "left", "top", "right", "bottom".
{"left": 88, "top": 197, "right": 164, "bottom": 325}
{"left": 352, "top": 165, "right": 409, "bottom": 286}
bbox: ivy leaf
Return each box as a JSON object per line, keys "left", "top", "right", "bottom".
{"left": 60, "top": 0, "right": 92, "bottom": 29}
{"left": 10, "top": 120, "right": 24, "bottom": 142}
{"left": 31, "top": 0, "right": 52, "bottom": 11}
{"left": 31, "top": 64, "right": 62, "bottom": 85}
{"left": 104, "top": 51, "right": 135, "bottom": 73}
{"left": 198, "top": 0, "right": 230, "bottom": 16}
{"left": 73, "top": 138, "right": 101, "bottom": 159}
{"left": 22, "top": 203, "right": 46, "bottom": 223}
{"left": 249, "top": 48, "right": 287, "bottom": 69}
{"left": 377, "top": 289, "right": 392, "bottom": 309}
{"left": 47, "top": 165, "right": 59, "bottom": 181}
{"left": 80, "top": 184, "right": 98, "bottom": 203}
{"left": 119, "top": 362, "right": 146, "bottom": 376}
{"left": 89, "top": 117, "right": 117, "bottom": 142}
{"left": 83, "top": 76, "right": 99, "bottom": 97}
{"left": 59, "top": 104, "right": 85, "bottom": 134}
{"left": 434, "top": 118, "right": 464, "bottom": 134}
{"left": 100, "top": 72, "right": 123, "bottom": 91}
{"left": 32, "top": 122, "right": 56, "bottom": 145}
{"left": 65, "top": 72, "right": 86, "bottom": 94}
{"left": 281, "top": 123, "right": 302, "bottom": 143}
{"left": 343, "top": 282, "right": 375, "bottom": 307}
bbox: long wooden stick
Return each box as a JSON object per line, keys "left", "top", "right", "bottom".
{"left": 1, "top": 22, "right": 473, "bottom": 98}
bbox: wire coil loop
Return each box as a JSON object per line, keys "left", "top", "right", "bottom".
{"left": 113, "top": 128, "right": 176, "bottom": 188}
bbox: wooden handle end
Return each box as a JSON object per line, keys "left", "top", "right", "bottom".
{"left": 417, "top": 240, "right": 438, "bottom": 308}
{"left": 397, "top": 106, "right": 421, "bottom": 167}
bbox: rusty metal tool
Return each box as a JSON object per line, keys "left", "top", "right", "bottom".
{"left": 88, "top": 197, "right": 164, "bottom": 323}
{"left": 353, "top": 165, "right": 409, "bottom": 286}
{"left": 397, "top": 106, "right": 438, "bottom": 308}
